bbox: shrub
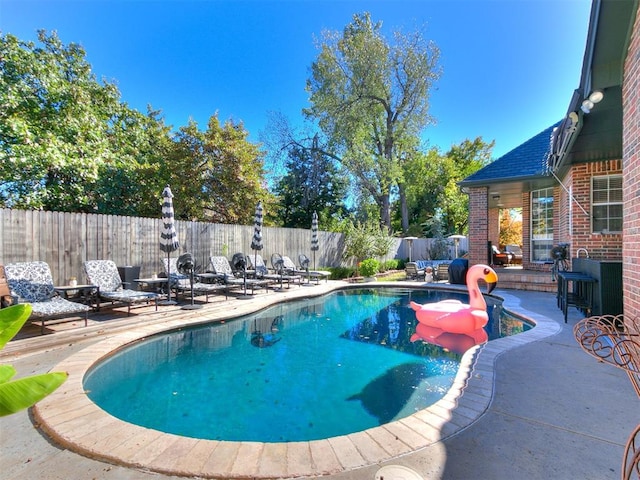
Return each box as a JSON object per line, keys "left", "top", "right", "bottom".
{"left": 326, "top": 266, "right": 355, "bottom": 280}
{"left": 382, "top": 259, "right": 401, "bottom": 271}
{"left": 359, "top": 258, "right": 380, "bottom": 277}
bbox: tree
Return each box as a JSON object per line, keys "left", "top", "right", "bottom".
{"left": 396, "top": 137, "right": 493, "bottom": 235}
{"left": 0, "top": 31, "right": 183, "bottom": 216}
{"left": 500, "top": 208, "right": 523, "bottom": 246}
{"left": 305, "top": 12, "right": 441, "bottom": 230}
{"left": 438, "top": 138, "right": 494, "bottom": 235}
{"left": 171, "top": 114, "right": 269, "bottom": 223}
{"left": 93, "top": 106, "right": 173, "bottom": 217}
{"left": 0, "top": 31, "right": 123, "bottom": 211}
{"left": 274, "top": 141, "right": 349, "bottom": 228}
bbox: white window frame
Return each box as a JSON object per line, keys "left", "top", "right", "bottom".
{"left": 591, "top": 174, "right": 623, "bottom": 234}
{"left": 530, "top": 187, "right": 554, "bottom": 262}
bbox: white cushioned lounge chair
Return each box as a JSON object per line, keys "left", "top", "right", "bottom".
{"left": 84, "top": 260, "right": 158, "bottom": 315}
{"left": 4, "top": 261, "right": 90, "bottom": 333}
{"left": 210, "top": 256, "right": 269, "bottom": 294}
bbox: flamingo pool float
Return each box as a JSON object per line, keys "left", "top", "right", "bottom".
{"left": 411, "top": 323, "right": 489, "bottom": 354}
{"left": 409, "top": 264, "right": 498, "bottom": 335}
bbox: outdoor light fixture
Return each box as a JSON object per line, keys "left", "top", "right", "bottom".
{"left": 492, "top": 195, "right": 500, "bottom": 200}
{"left": 581, "top": 90, "right": 604, "bottom": 114}
{"left": 581, "top": 99, "right": 594, "bottom": 114}
{"left": 588, "top": 89, "right": 604, "bottom": 103}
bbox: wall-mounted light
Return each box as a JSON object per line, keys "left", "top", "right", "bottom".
{"left": 581, "top": 99, "right": 594, "bottom": 114}
{"left": 588, "top": 90, "right": 604, "bottom": 103}
{"left": 492, "top": 195, "right": 500, "bottom": 200}
{"left": 581, "top": 90, "right": 604, "bottom": 114}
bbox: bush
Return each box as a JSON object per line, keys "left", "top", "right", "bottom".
{"left": 359, "top": 258, "right": 380, "bottom": 277}
{"left": 326, "top": 266, "right": 355, "bottom": 280}
{"left": 382, "top": 259, "right": 401, "bottom": 271}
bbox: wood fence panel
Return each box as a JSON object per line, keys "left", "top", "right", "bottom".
{"left": 1, "top": 209, "right": 435, "bottom": 282}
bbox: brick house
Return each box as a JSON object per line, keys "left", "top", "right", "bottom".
{"left": 459, "top": 0, "right": 639, "bottom": 323}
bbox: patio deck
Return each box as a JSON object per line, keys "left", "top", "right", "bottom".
{"left": 0, "top": 281, "right": 636, "bottom": 479}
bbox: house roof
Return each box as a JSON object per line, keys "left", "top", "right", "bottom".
{"left": 458, "top": 123, "right": 561, "bottom": 209}
{"left": 460, "top": 122, "right": 559, "bottom": 185}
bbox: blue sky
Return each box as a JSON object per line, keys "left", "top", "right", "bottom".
{"left": 1, "top": 0, "right": 591, "bottom": 160}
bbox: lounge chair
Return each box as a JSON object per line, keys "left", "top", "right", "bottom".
{"left": 163, "top": 257, "right": 229, "bottom": 302}
{"left": 298, "top": 254, "right": 331, "bottom": 284}
{"left": 4, "top": 261, "right": 90, "bottom": 333}
{"left": 209, "top": 256, "right": 270, "bottom": 294}
{"left": 405, "top": 262, "right": 425, "bottom": 280}
{"left": 245, "top": 254, "right": 282, "bottom": 285}
{"left": 84, "top": 260, "right": 158, "bottom": 315}
{"left": 272, "top": 254, "right": 303, "bottom": 287}
{"left": 434, "top": 262, "right": 451, "bottom": 282}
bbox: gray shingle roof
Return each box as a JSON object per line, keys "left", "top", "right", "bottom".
{"left": 460, "top": 122, "right": 560, "bottom": 185}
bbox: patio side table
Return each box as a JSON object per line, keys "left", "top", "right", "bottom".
{"left": 54, "top": 284, "right": 100, "bottom": 311}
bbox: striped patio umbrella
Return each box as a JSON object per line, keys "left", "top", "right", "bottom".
{"left": 250, "top": 201, "right": 264, "bottom": 270}
{"left": 160, "top": 185, "right": 180, "bottom": 304}
{"left": 311, "top": 211, "right": 319, "bottom": 270}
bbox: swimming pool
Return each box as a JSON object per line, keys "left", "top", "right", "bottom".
{"left": 84, "top": 287, "right": 530, "bottom": 442}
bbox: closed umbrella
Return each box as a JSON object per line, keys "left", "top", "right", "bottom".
{"left": 311, "top": 211, "right": 319, "bottom": 270}
{"left": 250, "top": 201, "right": 264, "bottom": 275}
{"left": 160, "top": 185, "right": 180, "bottom": 305}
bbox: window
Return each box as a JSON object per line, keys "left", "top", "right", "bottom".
{"left": 592, "top": 175, "right": 622, "bottom": 233}
{"left": 531, "top": 188, "right": 554, "bottom": 262}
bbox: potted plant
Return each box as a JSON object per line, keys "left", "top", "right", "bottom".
{"left": 359, "top": 258, "right": 380, "bottom": 282}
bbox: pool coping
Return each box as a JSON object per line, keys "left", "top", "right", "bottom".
{"left": 32, "top": 283, "right": 560, "bottom": 479}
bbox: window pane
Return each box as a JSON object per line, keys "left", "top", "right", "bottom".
{"left": 531, "top": 188, "right": 553, "bottom": 262}
{"left": 610, "top": 218, "right": 623, "bottom": 232}
{"left": 591, "top": 175, "right": 623, "bottom": 233}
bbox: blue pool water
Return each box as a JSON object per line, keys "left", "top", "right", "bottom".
{"left": 84, "top": 288, "right": 530, "bottom": 442}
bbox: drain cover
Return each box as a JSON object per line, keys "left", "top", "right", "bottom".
{"left": 374, "top": 465, "right": 424, "bottom": 480}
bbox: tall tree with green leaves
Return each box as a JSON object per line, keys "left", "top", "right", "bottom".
{"left": 274, "top": 142, "right": 349, "bottom": 228}
{"left": 0, "top": 31, "right": 122, "bottom": 211}
{"left": 305, "top": 12, "right": 441, "bottom": 230}
{"left": 396, "top": 137, "right": 493, "bottom": 235}
{"left": 171, "top": 114, "right": 269, "bottom": 224}
{"left": 0, "top": 31, "right": 180, "bottom": 216}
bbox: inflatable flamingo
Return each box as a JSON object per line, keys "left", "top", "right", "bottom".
{"left": 409, "top": 264, "right": 498, "bottom": 334}
{"left": 410, "top": 323, "right": 488, "bottom": 353}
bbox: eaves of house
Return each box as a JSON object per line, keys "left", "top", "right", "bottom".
{"left": 459, "top": 0, "right": 638, "bottom": 209}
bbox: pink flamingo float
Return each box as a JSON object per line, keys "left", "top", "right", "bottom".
{"left": 410, "top": 264, "right": 498, "bottom": 337}
{"left": 411, "top": 323, "right": 489, "bottom": 354}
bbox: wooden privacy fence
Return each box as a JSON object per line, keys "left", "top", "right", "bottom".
{"left": 0, "top": 209, "right": 347, "bottom": 285}
{"left": 0, "top": 209, "right": 467, "bottom": 286}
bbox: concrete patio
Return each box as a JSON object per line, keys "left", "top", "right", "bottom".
{"left": 0, "top": 282, "right": 637, "bottom": 479}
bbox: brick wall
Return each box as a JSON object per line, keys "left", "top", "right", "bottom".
{"left": 468, "top": 187, "right": 488, "bottom": 265}
{"left": 489, "top": 208, "right": 500, "bottom": 248}
{"left": 570, "top": 160, "right": 623, "bottom": 260}
{"left": 623, "top": 2, "right": 640, "bottom": 327}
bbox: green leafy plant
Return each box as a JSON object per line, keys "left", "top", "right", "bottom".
{"left": 0, "top": 304, "right": 68, "bottom": 416}
{"left": 359, "top": 258, "right": 380, "bottom": 277}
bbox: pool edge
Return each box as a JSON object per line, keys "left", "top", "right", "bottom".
{"left": 32, "top": 283, "right": 561, "bottom": 479}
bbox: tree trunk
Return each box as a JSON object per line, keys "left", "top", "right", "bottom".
{"left": 398, "top": 183, "right": 409, "bottom": 233}
{"left": 380, "top": 194, "right": 391, "bottom": 230}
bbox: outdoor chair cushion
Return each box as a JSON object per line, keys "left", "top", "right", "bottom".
{"left": 4, "top": 261, "right": 90, "bottom": 332}
{"left": 84, "top": 260, "right": 157, "bottom": 312}
{"left": 4, "top": 261, "right": 56, "bottom": 302}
